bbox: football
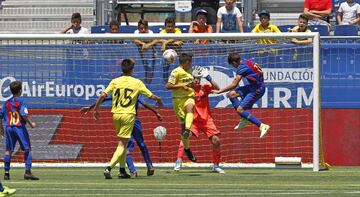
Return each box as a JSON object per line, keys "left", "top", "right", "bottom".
{"left": 153, "top": 126, "right": 167, "bottom": 142}
{"left": 162, "top": 49, "right": 177, "bottom": 63}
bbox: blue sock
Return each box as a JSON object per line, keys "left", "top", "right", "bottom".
{"left": 229, "top": 97, "right": 241, "bottom": 109}
{"left": 139, "top": 142, "right": 153, "bottom": 169}
{"left": 126, "top": 151, "right": 136, "bottom": 173}
{"left": 0, "top": 182, "right": 3, "bottom": 192}
{"left": 240, "top": 111, "right": 262, "bottom": 127}
{"left": 4, "top": 154, "right": 11, "bottom": 172}
{"left": 24, "top": 151, "right": 32, "bottom": 171}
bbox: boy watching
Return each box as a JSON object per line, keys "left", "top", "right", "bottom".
{"left": 290, "top": 14, "right": 312, "bottom": 45}
{"left": 61, "top": 12, "right": 89, "bottom": 34}
{"left": 337, "top": 0, "right": 360, "bottom": 25}
{"left": 216, "top": 0, "right": 243, "bottom": 33}
{"left": 252, "top": 10, "right": 281, "bottom": 44}
{"left": 189, "top": 9, "right": 213, "bottom": 44}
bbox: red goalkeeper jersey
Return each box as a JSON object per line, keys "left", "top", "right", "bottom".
{"left": 194, "top": 84, "right": 213, "bottom": 121}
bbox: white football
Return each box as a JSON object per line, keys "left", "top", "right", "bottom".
{"left": 153, "top": 126, "right": 167, "bottom": 142}
{"left": 162, "top": 49, "right": 177, "bottom": 63}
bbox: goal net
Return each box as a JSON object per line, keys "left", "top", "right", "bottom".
{"left": 0, "top": 33, "right": 322, "bottom": 171}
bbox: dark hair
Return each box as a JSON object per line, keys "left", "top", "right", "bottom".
{"left": 164, "top": 17, "right": 176, "bottom": 26}
{"left": 138, "top": 19, "right": 149, "bottom": 27}
{"left": 228, "top": 53, "right": 241, "bottom": 64}
{"left": 298, "top": 14, "right": 309, "bottom": 23}
{"left": 71, "top": 12, "right": 82, "bottom": 23}
{"left": 109, "top": 20, "right": 119, "bottom": 28}
{"left": 121, "top": 59, "right": 135, "bottom": 74}
{"left": 179, "top": 53, "right": 193, "bottom": 64}
{"left": 10, "top": 81, "right": 22, "bottom": 95}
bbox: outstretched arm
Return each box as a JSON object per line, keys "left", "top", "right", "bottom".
{"left": 80, "top": 97, "right": 112, "bottom": 114}
{"left": 166, "top": 82, "right": 190, "bottom": 91}
{"left": 93, "top": 92, "right": 107, "bottom": 120}
{"left": 148, "top": 94, "right": 164, "bottom": 108}
{"left": 212, "top": 74, "right": 242, "bottom": 94}
{"left": 139, "top": 101, "right": 163, "bottom": 121}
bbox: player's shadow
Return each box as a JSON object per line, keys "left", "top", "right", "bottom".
{"left": 237, "top": 172, "right": 272, "bottom": 175}
{"left": 167, "top": 170, "right": 214, "bottom": 176}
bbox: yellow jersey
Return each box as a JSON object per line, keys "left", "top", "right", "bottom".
{"left": 252, "top": 24, "right": 281, "bottom": 44}
{"left": 160, "top": 28, "right": 182, "bottom": 34}
{"left": 104, "top": 76, "right": 153, "bottom": 114}
{"left": 168, "top": 66, "right": 194, "bottom": 98}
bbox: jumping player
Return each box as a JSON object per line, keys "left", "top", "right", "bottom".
{"left": 212, "top": 53, "right": 270, "bottom": 138}
{"left": 166, "top": 53, "right": 197, "bottom": 162}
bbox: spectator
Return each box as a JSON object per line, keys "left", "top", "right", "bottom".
{"left": 106, "top": 20, "right": 124, "bottom": 45}
{"left": 290, "top": 14, "right": 312, "bottom": 45}
{"left": 189, "top": 9, "right": 213, "bottom": 44}
{"left": 109, "top": 20, "right": 120, "bottom": 33}
{"left": 61, "top": 13, "right": 89, "bottom": 34}
{"left": 192, "top": 0, "right": 220, "bottom": 25}
{"left": 252, "top": 10, "right": 281, "bottom": 44}
{"left": 147, "top": 17, "right": 183, "bottom": 52}
{"left": 216, "top": 0, "right": 244, "bottom": 33}
{"left": 133, "top": 19, "right": 156, "bottom": 84}
{"left": 303, "top": 0, "right": 332, "bottom": 29}
{"left": 144, "top": 17, "right": 182, "bottom": 82}
{"left": 337, "top": 0, "right": 360, "bottom": 25}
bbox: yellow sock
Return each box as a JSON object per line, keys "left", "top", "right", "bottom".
{"left": 119, "top": 149, "right": 126, "bottom": 168}
{"left": 185, "top": 112, "right": 193, "bottom": 130}
{"left": 182, "top": 136, "right": 190, "bottom": 149}
{"left": 109, "top": 145, "right": 125, "bottom": 168}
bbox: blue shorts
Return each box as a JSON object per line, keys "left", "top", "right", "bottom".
{"left": 5, "top": 126, "right": 31, "bottom": 152}
{"left": 235, "top": 85, "right": 265, "bottom": 110}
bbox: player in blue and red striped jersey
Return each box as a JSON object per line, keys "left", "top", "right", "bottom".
{"left": 212, "top": 53, "right": 270, "bottom": 138}
{"left": 0, "top": 81, "right": 39, "bottom": 181}
{"left": 80, "top": 95, "right": 162, "bottom": 177}
{"left": 0, "top": 106, "right": 17, "bottom": 196}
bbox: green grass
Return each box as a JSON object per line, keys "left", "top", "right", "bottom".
{"left": 2, "top": 167, "right": 360, "bottom": 196}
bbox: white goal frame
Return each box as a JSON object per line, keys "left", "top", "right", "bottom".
{"left": 0, "top": 33, "right": 320, "bottom": 171}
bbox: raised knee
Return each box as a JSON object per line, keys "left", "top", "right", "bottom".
{"left": 227, "top": 91, "right": 237, "bottom": 98}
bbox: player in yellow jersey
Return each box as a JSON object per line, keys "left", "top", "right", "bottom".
{"left": 93, "top": 59, "right": 163, "bottom": 179}
{"left": 166, "top": 53, "right": 197, "bottom": 162}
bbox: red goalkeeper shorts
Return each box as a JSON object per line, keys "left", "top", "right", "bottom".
{"left": 191, "top": 117, "right": 220, "bottom": 138}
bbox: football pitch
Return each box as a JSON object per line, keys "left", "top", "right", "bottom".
{"left": 2, "top": 166, "right": 360, "bottom": 196}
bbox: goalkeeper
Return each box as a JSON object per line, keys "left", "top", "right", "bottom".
{"left": 212, "top": 53, "right": 270, "bottom": 138}
{"left": 80, "top": 95, "right": 162, "bottom": 177}
{"left": 174, "top": 66, "right": 225, "bottom": 173}
{"left": 166, "top": 53, "right": 196, "bottom": 162}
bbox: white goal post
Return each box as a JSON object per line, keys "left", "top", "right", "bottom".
{"left": 0, "top": 33, "right": 321, "bottom": 171}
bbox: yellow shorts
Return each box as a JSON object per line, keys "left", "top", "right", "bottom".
{"left": 172, "top": 97, "right": 195, "bottom": 124}
{"left": 112, "top": 113, "right": 135, "bottom": 138}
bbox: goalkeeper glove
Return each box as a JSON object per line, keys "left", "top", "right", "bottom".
{"left": 191, "top": 66, "right": 203, "bottom": 78}
{"left": 201, "top": 67, "right": 212, "bottom": 81}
